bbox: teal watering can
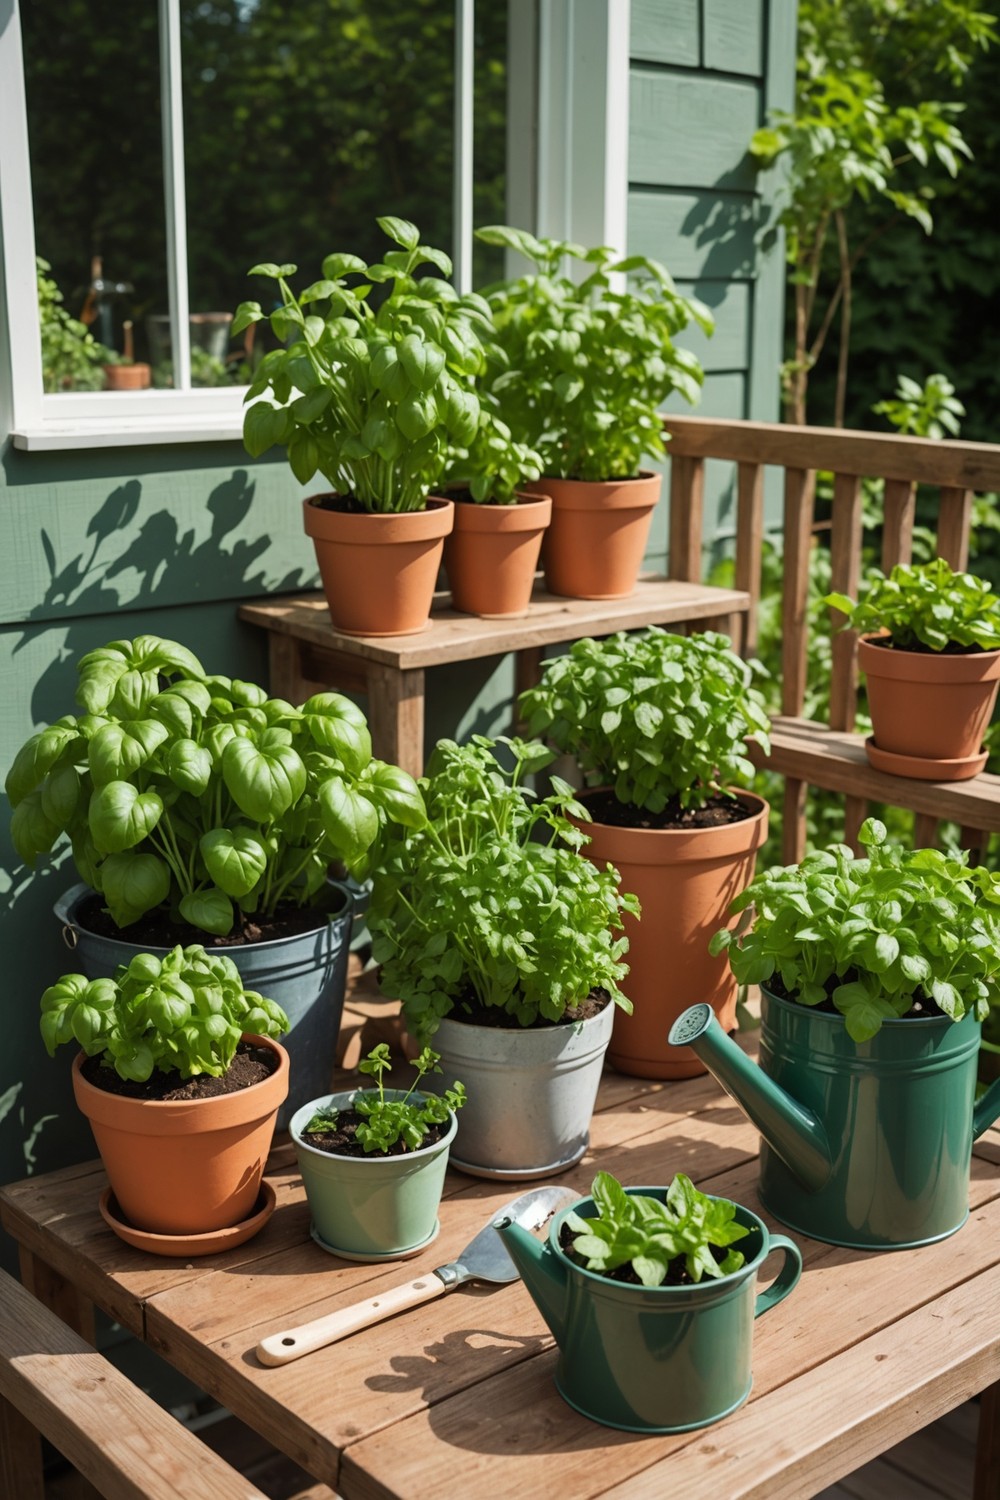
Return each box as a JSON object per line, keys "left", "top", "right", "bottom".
{"left": 495, "top": 1187, "right": 801, "bottom": 1433}
{"left": 669, "top": 992, "right": 1000, "bottom": 1249}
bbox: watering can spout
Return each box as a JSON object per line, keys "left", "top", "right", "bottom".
{"left": 669, "top": 1004, "right": 833, "bottom": 1194}
{"left": 493, "top": 1216, "right": 569, "bottom": 1347}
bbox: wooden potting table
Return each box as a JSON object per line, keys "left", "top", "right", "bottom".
{"left": 3, "top": 1045, "right": 1000, "bottom": 1500}
{"left": 239, "top": 575, "right": 750, "bottom": 777}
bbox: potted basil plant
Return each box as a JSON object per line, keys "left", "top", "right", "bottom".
{"left": 520, "top": 628, "right": 771, "bottom": 1079}
{"left": 234, "top": 216, "right": 492, "bottom": 636}
{"left": 671, "top": 818, "right": 1000, "bottom": 1249}
{"left": 442, "top": 405, "right": 551, "bottom": 618}
{"left": 475, "top": 224, "right": 712, "bottom": 600}
{"left": 497, "top": 1170, "right": 801, "bottom": 1432}
{"left": 368, "top": 735, "right": 639, "bottom": 1178}
{"left": 290, "top": 1043, "right": 465, "bottom": 1260}
{"left": 826, "top": 557, "right": 1000, "bottom": 780}
{"left": 41, "top": 944, "right": 290, "bottom": 1252}
{"left": 7, "top": 633, "right": 425, "bottom": 1121}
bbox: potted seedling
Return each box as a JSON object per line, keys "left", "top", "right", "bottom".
{"left": 233, "top": 216, "right": 492, "bottom": 636}
{"left": 7, "top": 633, "right": 425, "bottom": 1121}
{"left": 671, "top": 818, "right": 1000, "bottom": 1249}
{"left": 475, "top": 225, "right": 712, "bottom": 600}
{"left": 103, "top": 321, "right": 151, "bottom": 390}
{"left": 520, "top": 628, "right": 771, "bottom": 1079}
{"left": 289, "top": 1043, "right": 465, "bottom": 1260}
{"left": 368, "top": 735, "right": 639, "bottom": 1178}
{"left": 826, "top": 557, "right": 1000, "bottom": 780}
{"left": 497, "top": 1169, "right": 801, "bottom": 1432}
{"left": 441, "top": 406, "right": 551, "bottom": 618}
{"left": 41, "top": 944, "right": 290, "bottom": 1251}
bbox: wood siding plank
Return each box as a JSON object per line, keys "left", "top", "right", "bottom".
{"left": 631, "top": 0, "right": 699, "bottom": 67}
{"left": 704, "top": 0, "right": 764, "bottom": 75}
{"left": 630, "top": 70, "right": 761, "bottom": 190}
{"left": 628, "top": 191, "right": 760, "bottom": 280}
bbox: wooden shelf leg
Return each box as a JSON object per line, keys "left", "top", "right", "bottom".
{"left": 974, "top": 1379, "right": 1000, "bottom": 1500}
{"left": 843, "top": 795, "right": 868, "bottom": 856}
{"left": 913, "top": 813, "right": 938, "bottom": 850}
{"left": 18, "top": 1249, "right": 95, "bottom": 1345}
{"left": 367, "top": 666, "right": 426, "bottom": 779}
{"left": 513, "top": 646, "right": 544, "bottom": 737}
{"left": 0, "top": 1393, "right": 44, "bottom": 1500}
{"left": 267, "top": 632, "right": 310, "bottom": 704}
{"left": 782, "top": 778, "right": 808, "bottom": 865}
{"left": 961, "top": 826, "right": 991, "bottom": 866}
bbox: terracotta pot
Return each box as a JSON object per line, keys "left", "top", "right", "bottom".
{"left": 579, "top": 792, "right": 769, "bottom": 1080}
{"left": 303, "top": 495, "right": 454, "bottom": 636}
{"left": 71, "top": 1035, "right": 289, "bottom": 1236}
{"left": 520, "top": 471, "right": 661, "bottom": 600}
{"left": 103, "top": 363, "right": 151, "bottom": 390}
{"left": 443, "top": 492, "right": 551, "bottom": 617}
{"left": 858, "top": 634, "right": 1000, "bottom": 781}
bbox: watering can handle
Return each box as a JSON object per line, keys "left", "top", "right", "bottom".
{"left": 754, "top": 1235, "right": 802, "bottom": 1320}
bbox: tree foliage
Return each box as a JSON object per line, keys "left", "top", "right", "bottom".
{"left": 753, "top": 0, "right": 996, "bottom": 425}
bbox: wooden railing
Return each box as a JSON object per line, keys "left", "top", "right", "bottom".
{"left": 662, "top": 416, "right": 1000, "bottom": 860}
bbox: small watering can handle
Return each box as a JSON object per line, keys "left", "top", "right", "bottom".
{"left": 754, "top": 1235, "right": 802, "bottom": 1320}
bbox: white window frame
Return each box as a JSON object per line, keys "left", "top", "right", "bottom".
{"left": 0, "top": 0, "right": 628, "bottom": 451}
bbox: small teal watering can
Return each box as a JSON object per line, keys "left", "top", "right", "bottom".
{"left": 669, "top": 991, "right": 1000, "bottom": 1249}
{"left": 495, "top": 1187, "right": 801, "bottom": 1433}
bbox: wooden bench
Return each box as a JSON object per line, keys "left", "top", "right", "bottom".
{"left": 0, "top": 1267, "right": 269, "bottom": 1500}
{"left": 664, "top": 415, "right": 1000, "bottom": 862}
{"left": 239, "top": 574, "right": 750, "bottom": 777}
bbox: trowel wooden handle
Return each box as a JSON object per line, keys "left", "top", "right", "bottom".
{"left": 256, "top": 1274, "right": 445, "bottom": 1366}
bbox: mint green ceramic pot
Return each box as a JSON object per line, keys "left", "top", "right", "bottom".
{"left": 290, "top": 1089, "right": 457, "bottom": 1261}
{"left": 670, "top": 989, "right": 1000, "bottom": 1250}
{"left": 497, "top": 1188, "right": 801, "bottom": 1433}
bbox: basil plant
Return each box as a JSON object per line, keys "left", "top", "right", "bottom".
{"left": 234, "top": 216, "right": 493, "bottom": 513}
{"left": 520, "top": 629, "right": 771, "bottom": 812}
{"left": 7, "top": 635, "right": 426, "bottom": 936}
{"left": 368, "top": 735, "right": 639, "bottom": 1040}
{"left": 826, "top": 557, "right": 1000, "bottom": 652}
{"left": 475, "top": 224, "right": 712, "bottom": 482}
{"left": 41, "top": 944, "right": 290, "bottom": 1082}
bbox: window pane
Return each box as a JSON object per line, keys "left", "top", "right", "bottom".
{"left": 182, "top": 0, "right": 465, "bottom": 368}
{"left": 22, "top": 0, "right": 169, "bottom": 393}
{"left": 473, "top": 1, "right": 508, "bottom": 289}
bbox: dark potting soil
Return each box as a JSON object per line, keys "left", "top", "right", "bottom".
{"left": 309, "top": 493, "right": 370, "bottom": 515}
{"left": 866, "top": 635, "right": 987, "bottom": 657}
{"left": 446, "top": 986, "right": 611, "bottom": 1031}
{"left": 75, "top": 892, "right": 335, "bottom": 950}
{"left": 583, "top": 790, "right": 755, "bottom": 833}
{"left": 80, "top": 1042, "right": 277, "bottom": 1101}
{"left": 558, "top": 1223, "right": 741, "bottom": 1286}
{"left": 301, "top": 1107, "right": 449, "bottom": 1159}
{"left": 768, "top": 972, "right": 948, "bottom": 1022}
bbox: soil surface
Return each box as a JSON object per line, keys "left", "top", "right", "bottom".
{"left": 583, "top": 790, "right": 756, "bottom": 832}
{"left": 301, "top": 1105, "right": 448, "bottom": 1158}
{"left": 768, "top": 972, "right": 948, "bottom": 1022}
{"left": 444, "top": 986, "right": 611, "bottom": 1031}
{"left": 866, "top": 635, "right": 988, "bottom": 657}
{"left": 558, "top": 1223, "right": 742, "bottom": 1286}
{"left": 75, "top": 892, "right": 339, "bottom": 950}
{"left": 80, "top": 1042, "right": 277, "bottom": 1101}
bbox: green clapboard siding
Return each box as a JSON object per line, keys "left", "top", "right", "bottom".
{"left": 629, "top": 69, "right": 761, "bottom": 191}
{"left": 629, "top": 189, "right": 760, "bottom": 280}
{"left": 675, "top": 281, "right": 750, "bottom": 372}
{"left": 631, "top": 0, "right": 699, "bottom": 67}
{"left": 704, "top": 0, "right": 764, "bottom": 77}
{"left": 630, "top": 0, "right": 794, "bottom": 553}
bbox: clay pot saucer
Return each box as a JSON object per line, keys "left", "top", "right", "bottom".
{"left": 99, "top": 1180, "right": 277, "bottom": 1258}
{"left": 864, "top": 736, "right": 988, "bottom": 783}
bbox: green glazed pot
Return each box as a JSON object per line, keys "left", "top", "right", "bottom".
{"left": 498, "top": 1188, "right": 801, "bottom": 1433}
{"left": 290, "top": 1089, "right": 458, "bottom": 1261}
{"left": 670, "top": 989, "right": 1000, "bottom": 1249}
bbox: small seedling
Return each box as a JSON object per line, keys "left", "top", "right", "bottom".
{"left": 304, "top": 1044, "right": 466, "bottom": 1154}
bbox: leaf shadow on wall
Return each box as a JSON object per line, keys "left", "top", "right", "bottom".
{"left": 12, "top": 468, "right": 308, "bottom": 722}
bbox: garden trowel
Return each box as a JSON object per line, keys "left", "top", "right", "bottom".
{"left": 256, "top": 1182, "right": 578, "bottom": 1366}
